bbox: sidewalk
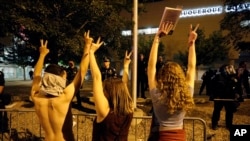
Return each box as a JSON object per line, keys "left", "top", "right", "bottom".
{"left": 4, "top": 79, "right": 211, "bottom": 117}
{"left": 5, "top": 80, "right": 211, "bottom": 101}
{"left": 5, "top": 79, "right": 209, "bottom": 99}
{"left": 5, "top": 80, "right": 33, "bottom": 86}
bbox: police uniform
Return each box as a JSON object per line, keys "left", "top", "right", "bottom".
{"left": 0, "top": 71, "right": 9, "bottom": 132}
{"left": 66, "top": 62, "right": 82, "bottom": 107}
{"left": 211, "top": 65, "right": 240, "bottom": 130}
{"left": 100, "top": 57, "right": 117, "bottom": 81}
{"left": 66, "top": 66, "right": 78, "bottom": 84}
{"left": 137, "top": 56, "right": 147, "bottom": 98}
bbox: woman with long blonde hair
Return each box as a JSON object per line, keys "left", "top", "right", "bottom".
{"left": 147, "top": 22, "right": 199, "bottom": 141}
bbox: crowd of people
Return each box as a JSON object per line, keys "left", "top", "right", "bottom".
{"left": 26, "top": 21, "right": 200, "bottom": 141}
{"left": 197, "top": 61, "right": 250, "bottom": 131}
{"left": 0, "top": 21, "right": 249, "bottom": 141}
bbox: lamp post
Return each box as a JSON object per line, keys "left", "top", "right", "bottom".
{"left": 132, "top": 0, "right": 138, "bottom": 109}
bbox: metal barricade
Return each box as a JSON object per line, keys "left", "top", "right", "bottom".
{"left": 0, "top": 109, "right": 43, "bottom": 141}
{"left": 0, "top": 109, "right": 207, "bottom": 141}
{"left": 184, "top": 117, "right": 207, "bottom": 141}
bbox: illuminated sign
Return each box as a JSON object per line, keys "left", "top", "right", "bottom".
{"left": 181, "top": 2, "right": 250, "bottom": 18}
{"left": 180, "top": 6, "right": 223, "bottom": 17}
{"left": 122, "top": 2, "right": 250, "bottom": 36}
{"left": 225, "top": 2, "right": 250, "bottom": 12}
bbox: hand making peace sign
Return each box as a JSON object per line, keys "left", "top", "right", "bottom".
{"left": 124, "top": 50, "right": 132, "bottom": 67}
{"left": 90, "top": 37, "right": 104, "bottom": 53}
{"left": 188, "top": 24, "right": 199, "bottom": 46}
{"left": 84, "top": 30, "right": 93, "bottom": 45}
{"left": 39, "top": 39, "right": 49, "bottom": 56}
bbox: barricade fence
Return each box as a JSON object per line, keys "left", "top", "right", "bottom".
{"left": 0, "top": 109, "right": 207, "bottom": 141}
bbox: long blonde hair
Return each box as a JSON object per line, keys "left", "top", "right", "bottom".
{"left": 103, "top": 78, "right": 134, "bottom": 115}
{"left": 156, "top": 62, "right": 194, "bottom": 114}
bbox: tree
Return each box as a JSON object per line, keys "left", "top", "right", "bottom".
{"left": 0, "top": 0, "right": 131, "bottom": 65}
{"left": 137, "top": 34, "right": 164, "bottom": 60}
{"left": 117, "top": 34, "right": 165, "bottom": 60}
{"left": 175, "top": 29, "right": 229, "bottom": 67}
{"left": 220, "top": 0, "right": 250, "bottom": 51}
{"left": 2, "top": 25, "right": 33, "bottom": 80}
{"left": 4, "top": 36, "right": 33, "bottom": 80}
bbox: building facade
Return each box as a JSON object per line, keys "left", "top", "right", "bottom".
{"left": 121, "top": 0, "right": 250, "bottom": 79}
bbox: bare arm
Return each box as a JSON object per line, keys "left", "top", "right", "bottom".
{"left": 31, "top": 40, "right": 49, "bottom": 98}
{"left": 122, "top": 51, "right": 132, "bottom": 84}
{"left": 89, "top": 37, "right": 107, "bottom": 122}
{"left": 186, "top": 24, "right": 199, "bottom": 89}
{"left": 147, "top": 22, "right": 174, "bottom": 91}
{"left": 64, "top": 31, "right": 92, "bottom": 100}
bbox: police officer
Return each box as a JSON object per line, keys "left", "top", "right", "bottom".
{"left": 211, "top": 64, "right": 240, "bottom": 130}
{"left": 66, "top": 61, "right": 82, "bottom": 108}
{"left": 100, "top": 57, "right": 117, "bottom": 81}
{"left": 137, "top": 53, "right": 147, "bottom": 99}
{"left": 237, "top": 61, "right": 250, "bottom": 99}
{"left": 0, "top": 70, "right": 9, "bottom": 132}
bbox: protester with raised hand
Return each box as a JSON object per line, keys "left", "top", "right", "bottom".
{"left": 30, "top": 30, "right": 93, "bottom": 141}
{"left": 89, "top": 39, "right": 134, "bottom": 141}
{"left": 147, "top": 22, "right": 199, "bottom": 141}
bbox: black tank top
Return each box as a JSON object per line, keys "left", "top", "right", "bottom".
{"left": 92, "top": 110, "right": 133, "bottom": 141}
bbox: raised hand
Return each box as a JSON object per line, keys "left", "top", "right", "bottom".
{"left": 39, "top": 39, "right": 49, "bottom": 56}
{"left": 84, "top": 30, "right": 93, "bottom": 45}
{"left": 123, "top": 50, "right": 132, "bottom": 67}
{"left": 157, "top": 22, "right": 174, "bottom": 37}
{"left": 188, "top": 24, "right": 199, "bottom": 46}
{"left": 83, "top": 30, "right": 93, "bottom": 53}
{"left": 90, "top": 37, "right": 104, "bottom": 53}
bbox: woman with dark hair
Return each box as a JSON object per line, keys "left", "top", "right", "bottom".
{"left": 147, "top": 22, "right": 199, "bottom": 141}
{"left": 89, "top": 38, "right": 134, "bottom": 141}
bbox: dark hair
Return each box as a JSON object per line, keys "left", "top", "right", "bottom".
{"left": 219, "top": 64, "right": 227, "bottom": 73}
{"left": 44, "top": 64, "right": 65, "bottom": 76}
{"left": 103, "top": 57, "right": 110, "bottom": 62}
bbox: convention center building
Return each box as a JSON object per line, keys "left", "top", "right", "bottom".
{"left": 121, "top": 0, "right": 250, "bottom": 68}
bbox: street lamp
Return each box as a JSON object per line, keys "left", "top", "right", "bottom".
{"left": 132, "top": 0, "right": 138, "bottom": 109}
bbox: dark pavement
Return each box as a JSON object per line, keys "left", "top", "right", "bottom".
{"left": 4, "top": 79, "right": 210, "bottom": 116}
{"left": 4, "top": 79, "right": 211, "bottom": 103}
